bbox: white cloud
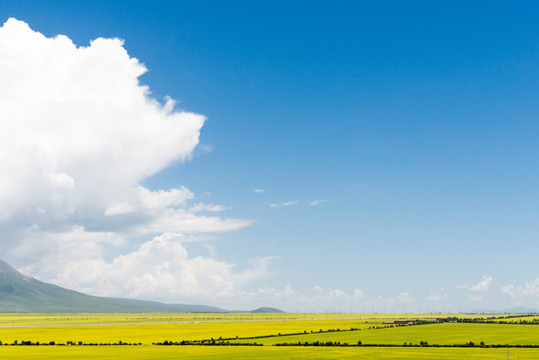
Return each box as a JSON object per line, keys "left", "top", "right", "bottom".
{"left": 353, "top": 289, "right": 365, "bottom": 299}
{"left": 458, "top": 276, "right": 493, "bottom": 292}
{"left": 0, "top": 18, "right": 204, "bottom": 225}
{"left": 196, "top": 143, "right": 214, "bottom": 154}
{"left": 10, "top": 225, "right": 126, "bottom": 281}
{"left": 253, "top": 189, "right": 265, "bottom": 193}
{"left": 282, "top": 201, "right": 298, "bottom": 207}
{"left": 469, "top": 276, "right": 493, "bottom": 292}
{"left": 501, "top": 285, "right": 517, "bottom": 298}
{"left": 501, "top": 278, "right": 539, "bottom": 299}
{"left": 259, "top": 283, "right": 297, "bottom": 298}
{"left": 328, "top": 289, "right": 348, "bottom": 299}
{"left": 269, "top": 201, "right": 298, "bottom": 208}
{"left": 0, "top": 18, "right": 260, "bottom": 301}
{"left": 309, "top": 199, "right": 327, "bottom": 206}
{"left": 188, "top": 202, "right": 230, "bottom": 213}
{"left": 0, "top": 19, "right": 205, "bottom": 223}
{"left": 105, "top": 186, "right": 194, "bottom": 216}
{"left": 238, "top": 285, "right": 362, "bottom": 311}
{"left": 243, "top": 285, "right": 354, "bottom": 312}
{"left": 134, "top": 208, "right": 253, "bottom": 235}
{"left": 14, "top": 230, "right": 271, "bottom": 301}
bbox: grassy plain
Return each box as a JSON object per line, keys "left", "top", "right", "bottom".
{"left": 0, "top": 313, "right": 537, "bottom": 359}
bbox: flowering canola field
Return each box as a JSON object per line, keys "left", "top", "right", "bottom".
{"left": 0, "top": 313, "right": 536, "bottom": 359}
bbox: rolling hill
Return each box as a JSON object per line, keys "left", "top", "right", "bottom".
{"left": 0, "top": 259, "right": 267, "bottom": 313}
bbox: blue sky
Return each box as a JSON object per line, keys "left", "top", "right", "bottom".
{"left": 0, "top": 1, "right": 538, "bottom": 312}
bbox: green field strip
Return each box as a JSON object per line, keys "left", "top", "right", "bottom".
{"left": 233, "top": 323, "right": 539, "bottom": 346}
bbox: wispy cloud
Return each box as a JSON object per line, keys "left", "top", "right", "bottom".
{"left": 196, "top": 143, "right": 214, "bottom": 154}
{"left": 426, "top": 291, "right": 446, "bottom": 302}
{"left": 188, "top": 202, "right": 230, "bottom": 213}
{"left": 309, "top": 199, "right": 327, "bottom": 206}
{"left": 270, "top": 201, "right": 298, "bottom": 208}
{"left": 468, "top": 294, "right": 483, "bottom": 302}
{"left": 253, "top": 189, "right": 265, "bottom": 193}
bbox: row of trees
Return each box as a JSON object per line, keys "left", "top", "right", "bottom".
{"left": 3, "top": 339, "right": 539, "bottom": 348}
{"left": 1, "top": 340, "right": 142, "bottom": 346}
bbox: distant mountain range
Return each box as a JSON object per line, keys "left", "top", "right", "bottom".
{"left": 0, "top": 259, "right": 283, "bottom": 313}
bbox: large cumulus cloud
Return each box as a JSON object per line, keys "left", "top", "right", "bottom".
{"left": 0, "top": 18, "right": 203, "bottom": 222}
{"left": 0, "top": 18, "right": 259, "bottom": 302}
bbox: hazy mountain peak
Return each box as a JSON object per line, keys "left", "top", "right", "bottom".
{"left": 0, "top": 259, "right": 32, "bottom": 281}
{"left": 1, "top": 259, "right": 19, "bottom": 274}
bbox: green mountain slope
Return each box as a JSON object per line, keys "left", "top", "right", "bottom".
{"left": 0, "top": 259, "right": 224, "bottom": 313}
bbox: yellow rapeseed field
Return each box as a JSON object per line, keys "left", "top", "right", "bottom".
{"left": 0, "top": 313, "right": 537, "bottom": 359}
